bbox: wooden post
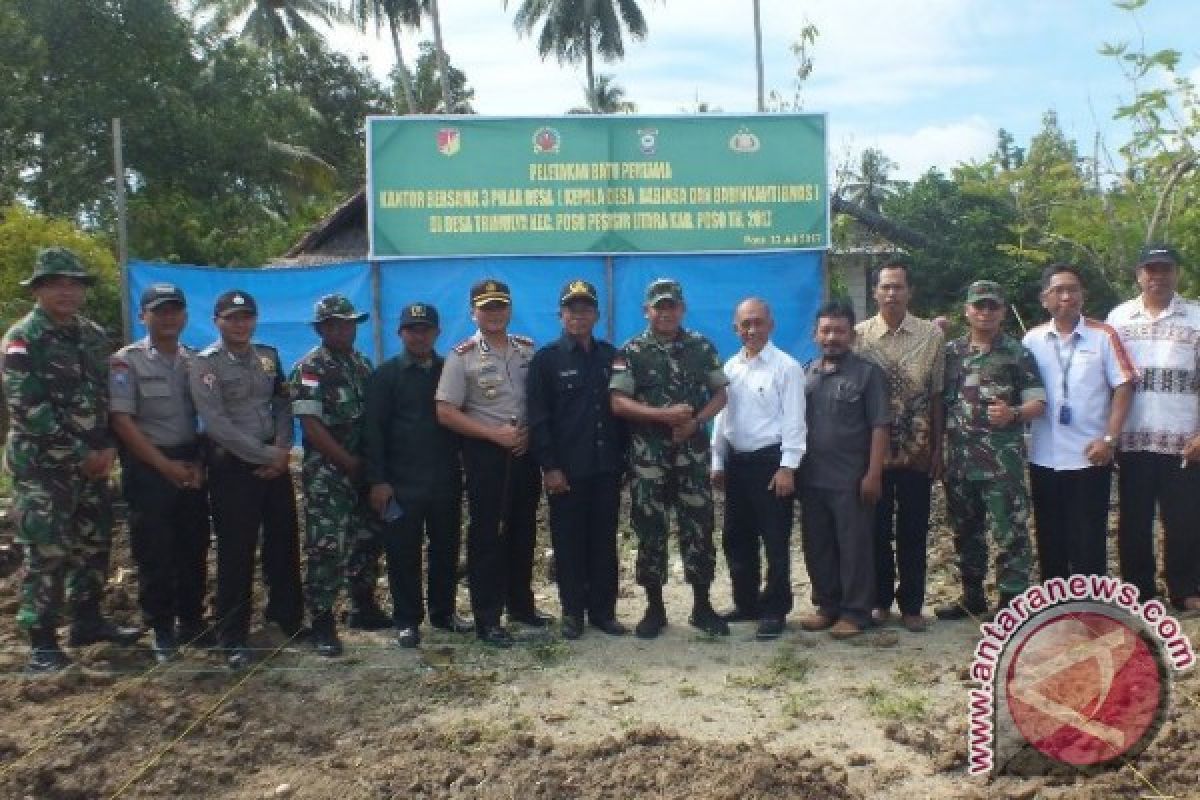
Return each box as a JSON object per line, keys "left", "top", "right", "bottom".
{"left": 370, "top": 259, "right": 385, "bottom": 363}
{"left": 112, "top": 118, "right": 131, "bottom": 342}
{"left": 605, "top": 255, "right": 615, "bottom": 343}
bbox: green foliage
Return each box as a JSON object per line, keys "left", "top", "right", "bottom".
{"left": 392, "top": 41, "right": 476, "bottom": 114}
{"left": 0, "top": 205, "right": 121, "bottom": 336}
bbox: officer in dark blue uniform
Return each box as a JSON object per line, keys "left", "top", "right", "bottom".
{"left": 527, "top": 280, "right": 629, "bottom": 640}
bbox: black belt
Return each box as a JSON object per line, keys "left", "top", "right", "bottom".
{"left": 728, "top": 443, "right": 783, "bottom": 463}
{"left": 158, "top": 441, "right": 201, "bottom": 460}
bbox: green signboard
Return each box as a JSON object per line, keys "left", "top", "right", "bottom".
{"left": 367, "top": 114, "right": 827, "bottom": 257}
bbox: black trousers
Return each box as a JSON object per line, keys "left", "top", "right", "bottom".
{"left": 872, "top": 467, "right": 931, "bottom": 616}
{"left": 548, "top": 471, "right": 620, "bottom": 622}
{"left": 1117, "top": 451, "right": 1200, "bottom": 605}
{"left": 462, "top": 440, "right": 540, "bottom": 629}
{"left": 801, "top": 485, "right": 875, "bottom": 627}
{"left": 381, "top": 492, "right": 462, "bottom": 628}
{"left": 722, "top": 448, "right": 794, "bottom": 617}
{"left": 122, "top": 444, "right": 211, "bottom": 631}
{"left": 209, "top": 454, "right": 303, "bottom": 646}
{"left": 1029, "top": 464, "right": 1111, "bottom": 580}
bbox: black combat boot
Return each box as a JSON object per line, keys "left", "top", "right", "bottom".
{"left": 311, "top": 611, "right": 343, "bottom": 657}
{"left": 934, "top": 584, "right": 989, "bottom": 621}
{"left": 346, "top": 589, "right": 392, "bottom": 631}
{"left": 27, "top": 627, "right": 72, "bottom": 674}
{"left": 688, "top": 586, "right": 730, "bottom": 636}
{"left": 635, "top": 585, "right": 668, "bottom": 639}
{"left": 67, "top": 612, "right": 143, "bottom": 647}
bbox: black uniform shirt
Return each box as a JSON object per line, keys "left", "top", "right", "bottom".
{"left": 527, "top": 333, "right": 626, "bottom": 479}
{"left": 363, "top": 349, "right": 462, "bottom": 503}
{"left": 802, "top": 351, "right": 890, "bottom": 491}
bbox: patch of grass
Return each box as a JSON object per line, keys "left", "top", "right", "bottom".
{"left": 725, "top": 670, "right": 783, "bottom": 690}
{"left": 782, "top": 688, "right": 822, "bottom": 720}
{"left": 420, "top": 667, "right": 498, "bottom": 704}
{"left": 528, "top": 639, "right": 571, "bottom": 668}
{"left": 863, "top": 684, "right": 929, "bottom": 722}
{"left": 892, "top": 661, "right": 928, "bottom": 688}
{"left": 676, "top": 683, "right": 700, "bottom": 698}
{"left": 725, "top": 646, "right": 814, "bottom": 691}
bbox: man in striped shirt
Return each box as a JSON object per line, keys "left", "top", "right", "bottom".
{"left": 1023, "top": 263, "right": 1136, "bottom": 580}
{"left": 1107, "top": 245, "right": 1200, "bottom": 612}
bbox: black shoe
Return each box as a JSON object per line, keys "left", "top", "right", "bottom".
{"left": 67, "top": 617, "right": 144, "bottom": 647}
{"left": 934, "top": 595, "right": 988, "bottom": 621}
{"left": 396, "top": 626, "right": 421, "bottom": 649}
{"left": 720, "top": 607, "right": 759, "bottom": 623}
{"left": 561, "top": 615, "right": 584, "bottom": 640}
{"left": 635, "top": 605, "right": 668, "bottom": 639}
{"left": 346, "top": 604, "right": 393, "bottom": 631}
{"left": 151, "top": 627, "right": 179, "bottom": 663}
{"left": 311, "top": 612, "right": 343, "bottom": 658}
{"left": 509, "top": 609, "right": 554, "bottom": 628}
{"left": 477, "top": 625, "right": 514, "bottom": 648}
{"left": 755, "top": 617, "right": 785, "bottom": 640}
{"left": 429, "top": 613, "right": 474, "bottom": 633}
{"left": 177, "top": 620, "right": 217, "bottom": 648}
{"left": 226, "top": 645, "right": 253, "bottom": 671}
{"left": 590, "top": 617, "right": 629, "bottom": 636}
{"left": 689, "top": 603, "right": 731, "bottom": 637}
{"left": 27, "top": 628, "right": 72, "bottom": 674}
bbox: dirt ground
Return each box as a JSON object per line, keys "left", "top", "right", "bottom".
{"left": 0, "top": 485, "right": 1197, "bottom": 800}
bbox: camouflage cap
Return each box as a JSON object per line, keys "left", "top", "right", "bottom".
{"left": 965, "top": 280, "right": 1005, "bottom": 305}
{"left": 313, "top": 294, "right": 368, "bottom": 325}
{"left": 645, "top": 278, "right": 683, "bottom": 306}
{"left": 21, "top": 246, "right": 96, "bottom": 287}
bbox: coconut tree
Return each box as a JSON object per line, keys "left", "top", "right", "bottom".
{"left": 195, "top": 0, "right": 349, "bottom": 52}
{"left": 839, "top": 148, "right": 901, "bottom": 214}
{"left": 344, "top": 0, "right": 422, "bottom": 113}
{"left": 568, "top": 74, "right": 636, "bottom": 113}
{"left": 507, "top": 0, "right": 649, "bottom": 113}
{"left": 425, "top": 0, "right": 453, "bottom": 113}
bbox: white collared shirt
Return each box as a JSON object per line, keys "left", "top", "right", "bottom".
{"left": 1107, "top": 294, "right": 1200, "bottom": 455}
{"left": 1023, "top": 316, "right": 1137, "bottom": 470}
{"left": 711, "top": 341, "right": 806, "bottom": 470}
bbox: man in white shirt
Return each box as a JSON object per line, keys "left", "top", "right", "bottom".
{"left": 1107, "top": 245, "right": 1200, "bottom": 612}
{"left": 711, "top": 298, "right": 805, "bottom": 639}
{"left": 1024, "top": 263, "right": 1136, "bottom": 580}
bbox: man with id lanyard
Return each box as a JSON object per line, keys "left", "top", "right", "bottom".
{"left": 1023, "top": 264, "right": 1136, "bottom": 580}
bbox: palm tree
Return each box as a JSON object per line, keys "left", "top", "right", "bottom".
{"left": 195, "top": 0, "right": 348, "bottom": 52}
{"left": 568, "top": 74, "right": 635, "bottom": 113}
{"left": 424, "top": 0, "right": 453, "bottom": 113}
{"left": 839, "top": 148, "right": 901, "bottom": 214}
{"left": 344, "top": 0, "right": 422, "bottom": 113}
{"left": 507, "top": 0, "right": 649, "bottom": 113}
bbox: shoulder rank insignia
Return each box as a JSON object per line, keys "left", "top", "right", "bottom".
{"left": 511, "top": 334, "right": 534, "bottom": 348}
{"left": 453, "top": 337, "right": 478, "bottom": 355}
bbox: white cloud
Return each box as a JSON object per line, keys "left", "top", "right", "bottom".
{"left": 833, "top": 116, "right": 997, "bottom": 182}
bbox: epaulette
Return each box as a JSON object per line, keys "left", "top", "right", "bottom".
{"left": 253, "top": 342, "right": 278, "bottom": 355}
{"left": 511, "top": 334, "right": 534, "bottom": 348}
{"left": 453, "top": 337, "right": 478, "bottom": 354}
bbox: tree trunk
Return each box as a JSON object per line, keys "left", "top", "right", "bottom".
{"left": 389, "top": 14, "right": 418, "bottom": 114}
{"left": 831, "top": 195, "right": 928, "bottom": 250}
{"left": 752, "top": 0, "right": 765, "bottom": 112}
{"left": 428, "top": 0, "right": 453, "bottom": 112}
{"left": 585, "top": 42, "right": 597, "bottom": 112}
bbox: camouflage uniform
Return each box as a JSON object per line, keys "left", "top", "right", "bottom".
{"left": 943, "top": 334, "right": 1045, "bottom": 596}
{"left": 610, "top": 329, "right": 729, "bottom": 587}
{"left": 2, "top": 306, "right": 115, "bottom": 631}
{"left": 290, "top": 340, "right": 382, "bottom": 615}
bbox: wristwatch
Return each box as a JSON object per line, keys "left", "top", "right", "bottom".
{"left": 1102, "top": 434, "right": 1116, "bottom": 447}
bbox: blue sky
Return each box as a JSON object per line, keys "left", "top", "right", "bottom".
{"left": 321, "top": 0, "right": 1196, "bottom": 181}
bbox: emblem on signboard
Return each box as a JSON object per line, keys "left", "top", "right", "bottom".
{"left": 437, "top": 128, "right": 461, "bottom": 156}
{"left": 532, "top": 127, "right": 561, "bottom": 154}
{"left": 729, "top": 127, "right": 760, "bottom": 153}
{"left": 637, "top": 128, "right": 658, "bottom": 156}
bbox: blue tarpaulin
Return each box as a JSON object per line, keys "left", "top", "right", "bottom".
{"left": 128, "top": 251, "right": 824, "bottom": 371}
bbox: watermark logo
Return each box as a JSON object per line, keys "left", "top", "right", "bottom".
{"left": 968, "top": 575, "right": 1194, "bottom": 777}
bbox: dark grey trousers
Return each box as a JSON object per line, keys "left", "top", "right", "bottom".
{"left": 801, "top": 485, "right": 876, "bottom": 626}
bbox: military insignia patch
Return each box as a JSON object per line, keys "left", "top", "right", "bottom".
{"left": 437, "top": 128, "right": 461, "bottom": 157}
{"left": 260, "top": 356, "right": 276, "bottom": 376}
{"left": 203, "top": 372, "right": 218, "bottom": 391}
{"left": 612, "top": 355, "right": 629, "bottom": 372}
{"left": 5, "top": 339, "right": 27, "bottom": 356}
{"left": 300, "top": 371, "right": 319, "bottom": 388}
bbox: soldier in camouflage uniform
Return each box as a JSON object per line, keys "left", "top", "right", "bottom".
{"left": 2, "top": 247, "right": 142, "bottom": 673}
{"left": 610, "top": 278, "right": 730, "bottom": 639}
{"left": 290, "top": 295, "right": 386, "bottom": 657}
{"left": 936, "top": 280, "right": 1047, "bottom": 620}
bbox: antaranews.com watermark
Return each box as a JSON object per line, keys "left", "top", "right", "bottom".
{"left": 967, "top": 575, "right": 1195, "bottom": 777}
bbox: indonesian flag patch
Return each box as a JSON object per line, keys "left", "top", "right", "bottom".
{"left": 5, "top": 339, "right": 27, "bottom": 356}
{"left": 300, "top": 371, "right": 319, "bottom": 389}
{"left": 612, "top": 355, "right": 628, "bottom": 372}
